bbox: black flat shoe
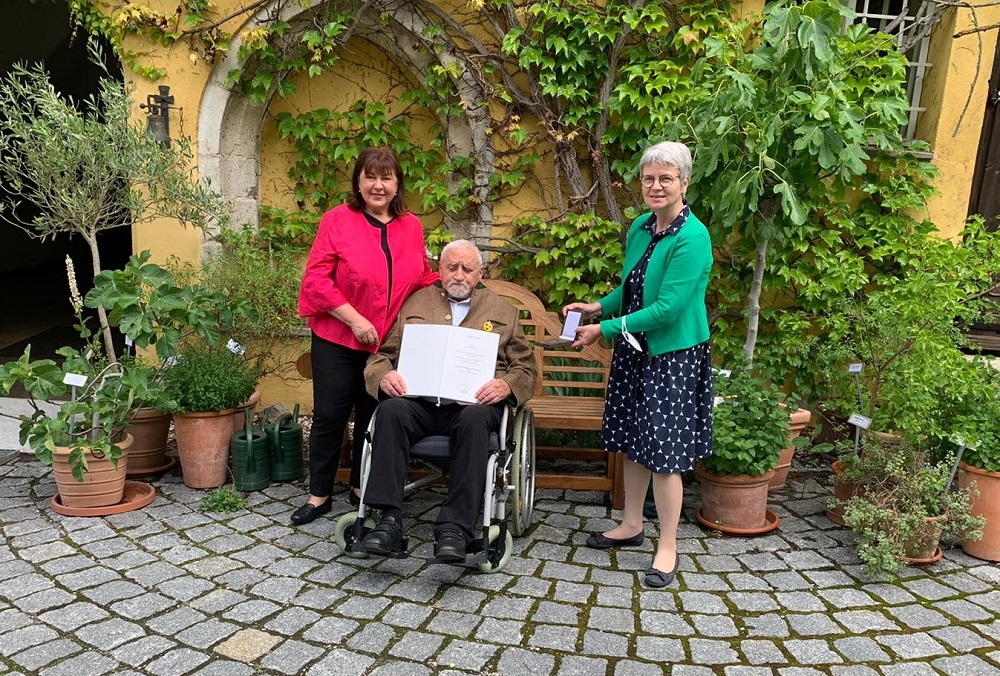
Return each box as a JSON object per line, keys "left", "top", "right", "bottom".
{"left": 349, "top": 490, "right": 361, "bottom": 507}
{"left": 586, "top": 531, "right": 645, "bottom": 549}
{"left": 434, "top": 527, "right": 467, "bottom": 562}
{"left": 291, "top": 500, "right": 331, "bottom": 525}
{"left": 643, "top": 553, "right": 680, "bottom": 588}
{"left": 360, "top": 515, "right": 405, "bottom": 555}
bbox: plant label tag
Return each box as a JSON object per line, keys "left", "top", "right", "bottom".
{"left": 227, "top": 339, "right": 246, "bottom": 355}
{"left": 847, "top": 412, "right": 872, "bottom": 429}
{"left": 716, "top": 369, "right": 732, "bottom": 378}
{"left": 63, "top": 373, "right": 88, "bottom": 387}
{"left": 847, "top": 363, "right": 863, "bottom": 373}
{"left": 163, "top": 356, "right": 179, "bottom": 368}
{"left": 124, "top": 335, "right": 133, "bottom": 347}
{"left": 952, "top": 436, "right": 978, "bottom": 452}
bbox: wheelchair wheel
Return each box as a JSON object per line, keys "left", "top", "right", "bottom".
{"left": 511, "top": 407, "right": 536, "bottom": 536}
{"left": 335, "top": 512, "right": 376, "bottom": 559}
{"left": 477, "top": 524, "right": 514, "bottom": 573}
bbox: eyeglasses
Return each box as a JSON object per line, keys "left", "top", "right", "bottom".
{"left": 640, "top": 174, "right": 680, "bottom": 188}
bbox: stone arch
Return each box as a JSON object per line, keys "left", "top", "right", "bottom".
{"left": 198, "top": 0, "right": 495, "bottom": 258}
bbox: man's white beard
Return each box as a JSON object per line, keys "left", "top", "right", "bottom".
{"left": 445, "top": 281, "right": 472, "bottom": 300}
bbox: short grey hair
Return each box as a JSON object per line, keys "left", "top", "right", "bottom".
{"left": 639, "top": 141, "right": 692, "bottom": 183}
{"left": 440, "top": 239, "right": 483, "bottom": 267}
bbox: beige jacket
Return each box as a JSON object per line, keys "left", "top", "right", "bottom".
{"left": 364, "top": 282, "right": 537, "bottom": 406}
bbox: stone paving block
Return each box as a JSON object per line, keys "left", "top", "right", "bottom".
{"left": 65, "top": 523, "right": 117, "bottom": 545}
{"left": 191, "top": 660, "right": 255, "bottom": 676}
{"left": 103, "top": 549, "right": 160, "bottom": 570}
{"left": 124, "top": 560, "right": 185, "bottom": 586}
{"left": 742, "top": 614, "right": 790, "bottom": 639}
{"left": 11, "top": 529, "right": 61, "bottom": 549}
{"left": 816, "top": 587, "right": 877, "bottom": 608}
{"left": 496, "top": 646, "right": 557, "bottom": 673}
{"left": 382, "top": 601, "right": 434, "bottom": 628}
{"left": 214, "top": 627, "right": 282, "bottom": 661}
{"left": 82, "top": 579, "right": 148, "bottom": 605}
{"left": 541, "top": 560, "right": 588, "bottom": 582}
{"left": 37, "top": 601, "right": 109, "bottom": 632}
{"left": 529, "top": 624, "right": 579, "bottom": 652}
{"left": 581, "top": 629, "right": 629, "bottom": 656}
{"left": 635, "top": 636, "right": 685, "bottom": 663}
{"left": 783, "top": 639, "right": 844, "bottom": 665}
{"left": 190, "top": 588, "right": 248, "bottom": 613}
{"left": 931, "top": 655, "right": 1000, "bottom": 675}
{"left": 762, "top": 571, "right": 812, "bottom": 591}
{"left": 531, "top": 600, "right": 581, "bottom": 626}
{"left": 775, "top": 591, "right": 827, "bottom": 612}
{"left": 264, "top": 606, "right": 322, "bottom": 636}
{"left": 475, "top": 617, "right": 524, "bottom": 645}
{"left": 38, "top": 554, "right": 96, "bottom": 575}
{"left": 0, "top": 560, "right": 37, "bottom": 581}
{"left": 507, "top": 576, "right": 552, "bottom": 598}
{"left": 671, "top": 666, "right": 716, "bottom": 676}
{"left": 1, "top": 624, "right": 59, "bottom": 657}
{"left": 683, "top": 572, "right": 733, "bottom": 591}
{"left": 37, "top": 651, "right": 120, "bottom": 676}
{"left": 301, "top": 615, "right": 360, "bottom": 644}
{"left": 902, "top": 577, "right": 959, "bottom": 600}
{"left": 482, "top": 596, "right": 534, "bottom": 619}
{"left": 222, "top": 598, "right": 282, "bottom": 623}
{"left": 111, "top": 592, "right": 177, "bottom": 620}
{"left": 556, "top": 655, "right": 609, "bottom": 675}
{"left": 880, "top": 662, "right": 938, "bottom": 675}
{"left": 552, "top": 580, "right": 593, "bottom": 604}
{"left": 639, "top": 610, "right": 695, "bottom": 636}
{"left": 885, "top": 603, "right": 950, "bottom": 629}
{"left": 231, "top": 543, "right": 288, "bottom": 568}
{"left": 260, "top": 639, "right": 325, "bottom": 674}
{"left": 426, "top": 609, "right": 481, "bottom": 637}
{"left": 0, "top": 573, "right": 53, "bottom": 601}
{"left": 175, "top": 618, "right": 242, "bottom": 649}
{"left": 688, "top": 637, "right": 739, "bottom": 665}
{"left": 728, "top": 591, "right": 780, "bottom": 613}
{"left": 264, "top": 555, "right": 318, "bottom": 578}
{"left": 144, "top": 647, "right": 211, "bottom": 675}
{"left": 146, "top": 606, "right": 209, "bottom": 635}
{"left": 81, "top": 537, "right": 133, "bottom": 558}
{"left": 215, "top": 567, "right": 268, "bottom": 590}
{"left": 249, "top": 575, "right": 306, "bottom": 602}
{"left": 804, "top": 570, "right": 857, "bottom": 588}
{"left": 13, "top": 587, "right": 74, "bottom": 614}
{"left": 876, "top": 632, "right": 949, "bottom": 659}
{"left": 832, "top": 609, "right": 899, "bottom": 633}
{"left": 692, "top": 614, "right": 739, "bottom": 638}
{"left": 728, "top": 573, "right": 772, "bottom": 591}
{"left": 7, "top": 638, "right": 80, "bottom": 672}
{"left": 161, "top": 544, "right": 210, "bottom": 564}
{"left": 183, "top": 556, "right": 244, "bottom": 578}
{"left": 859, "top": 583, "right": 917, "bottom": 605}
{"left": 678, "top": 591, "right": 729, "bottom": 614}
{"left": 153, "top": 575, "right": 216, "bottom": 602}
{"left": 929, "top": 625, "right": 995, "bottom": 651}
{"left": 111, "top": 635, "right": 177, "bottom": 667}
{"left": 590, "top": 567, "right": 638, "bottom": 588}
{"left": 435, "top": 639, "right": 498, "bottom": 671}
{"left": 788, "top": 613, "right": 845, "bottom": 637}
{"left": 346, "top": 622, "right": 395, "bottom": 654}
{"left": 58, "top": 566, "right": 120, "bottom": 591}
{"left": 587, "top": 606, "right": 635, "bottom": 634}
{"left": 832, "top": 636, "right": 891, "bottom": 663}
{"left": 829, "top": 666, "right": 879, "bottom": 676}
{"left": 389, "top": 631, "right": 445, "bottom": 661}
{"left": 740, "top": 639, "right": 787, "bottom": 665}
{"left": 935, "top": 598, "right": 994, "bottom": 622}
{"left": 367, "top": 662, "right": 431, "bottom": 676}
{"left": 76, "top": 617, "right": 147, "bottom": 650}
{"left": 934, "top": 571, "right": 993, "bottom": 593}
{"left": 968, "top": 590, "right": 1000, "bottom": 613}
{"left": 334, "top": 594, "right": 392, "bottom": 620}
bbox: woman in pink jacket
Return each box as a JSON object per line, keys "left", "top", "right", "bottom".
{"left": 294, "top": 147, "right": 439, "bottom": 525}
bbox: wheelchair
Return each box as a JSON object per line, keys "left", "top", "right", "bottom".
{"left": 334, "top": 401, "right": 536, "bottom": 572}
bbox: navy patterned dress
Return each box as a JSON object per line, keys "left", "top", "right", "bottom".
{"left": 601, "top": 207, "right": 713, "bottom": 473}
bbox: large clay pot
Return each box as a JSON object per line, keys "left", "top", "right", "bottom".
{"left": 958, "top": 462, "right": 1000, "bottom": 561}
{"left": 769, "top": 405, "right": 813, "bottom": 491}
{"left": 126, "top": 407, "right": 172, "bottom": 474}
{"left": 231, "top": 388, "right": 263, "bottom": 436}
{"left": 174, "top": 409, "right": 236, "bottom": 489}
{"left": 695, "top": 464, "right": 779, "bottom": 535}
{"left": 52, "top": 433, "right": 133, "bottom": 508}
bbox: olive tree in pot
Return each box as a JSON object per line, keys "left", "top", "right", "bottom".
{"left": 164, "top": 343, "right": 260, "bottom": 489}
{"left": 695, "top": 367, "right": 790, "bottom": 535}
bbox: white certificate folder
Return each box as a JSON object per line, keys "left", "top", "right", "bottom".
{"left": 396, "top": 324, "right": 500, "bottom": 404}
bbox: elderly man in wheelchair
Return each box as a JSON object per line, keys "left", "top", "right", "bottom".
{"left": 345, "top": 240, "right": 537, "bottom": 565}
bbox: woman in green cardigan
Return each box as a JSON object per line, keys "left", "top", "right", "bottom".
{"left": 566, "top": 141, "right": 713, "bottom": 589}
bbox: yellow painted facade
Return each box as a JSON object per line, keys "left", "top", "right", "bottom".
{"left": 116, "top": 0, "right": 1000, "bottom": 410}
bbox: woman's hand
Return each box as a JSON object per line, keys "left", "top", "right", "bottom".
{"left": 350, "top": 316, "right": 379, "bottom": 345}
{"left": 572, "top": 323, "right": 603, "bottom": 348}
{"left": 563, "top": 301, "right": 602, "bottom": 320}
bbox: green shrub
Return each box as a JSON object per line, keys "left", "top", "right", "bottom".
{"left": 164, "top": 344, "right": 259, "bottom": 413}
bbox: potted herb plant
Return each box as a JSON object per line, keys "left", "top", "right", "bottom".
{"left": 164, "top": 343, "right": 260, "bottom": 489}
{"left": 838, "top": 436, "right": 984, "bottom": 575}
{"left": 695, "top": 367, "right": 790, "bottom": 535}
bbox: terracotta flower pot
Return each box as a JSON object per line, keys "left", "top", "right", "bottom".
{"left": 126, "top": 407, "right": 172, "bottom": 474}
{"left": 695, "top": 463, "right": 778, "bottom": 534}
{"left": 52, "top": 433, "right": 133, "bottom": 508}
{"left": 174, "top": 408, "right": 236, "bottom": 489}
{"left": 958, "top": 462, "right": 1000, "bottom": 561}
{"left": 903, "top": 514, "right": 945, "bottom": 563}
{"left": 826, "top": 459, "right": 862, "bottom": 526}
{"left": 768, "top": 405, "right": 812, "bottom": 492}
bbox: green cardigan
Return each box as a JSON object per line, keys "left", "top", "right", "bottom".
{"left": 598, "top": 211, "right": 713, "bottom": 355}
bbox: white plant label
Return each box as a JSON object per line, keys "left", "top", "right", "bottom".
{"left": 124, "top": 335, "right": 134, "bottom": 347}
{"left": 847, "top": 363, "right": 863, "bottom": 373}
{"left": 847, "top": 412, "right": 872, "bottom": 429}
{"left": 227, "top": 339, "right": 246, "bottom": 355}
{"left": 163, "top": 356, "right": 179, "bottom": 368}
{"left": 952, "top": 436, "right": 978, "bottom": 453}
{"left": 63, "top": 373, "right": 88, "bottom": 387}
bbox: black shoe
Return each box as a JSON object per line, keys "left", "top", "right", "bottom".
{"left": 643, "top": 553, "right": 680, "bottom": 588}
{"left": 349, "top": 490, "right": 361, "bottom": 507}
{"left": 360, "top": 515, "right": 405, "bottom": 555}
{"left": 434, "top": 527, "right": 467, "bottom": 561}
{"left": 291, "top": 500, "right": 331, "bottom": 525}
{"left": 585, "top": 531, "right": 645, "bottom": 549}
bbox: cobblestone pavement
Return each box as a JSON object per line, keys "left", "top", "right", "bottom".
{"left": 1, "top": 453, "right": 1000, "bottom": 676}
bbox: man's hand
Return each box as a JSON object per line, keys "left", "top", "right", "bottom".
{"left": 380, "top": 371, "right": 408, "bottom": 398}
{"left": 475, "top": 378, "right": 511, "bottom": 405}
{"left": 572, "top": 323, "right": 603, "bottom": 348}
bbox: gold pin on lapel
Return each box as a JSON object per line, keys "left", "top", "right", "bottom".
{"left": 483, "top": 321, "right": 494, "bottom": 332}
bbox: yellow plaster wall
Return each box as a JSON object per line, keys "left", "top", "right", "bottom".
{"left": 917, "top": 4, "right": 1000, "bottom": 238}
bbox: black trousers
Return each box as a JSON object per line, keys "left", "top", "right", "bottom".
{"left": 308, "top": 334, "right": 377, "bottom": 496}
{"left": 364, "top": 397, "right": 502, "bottom": 539}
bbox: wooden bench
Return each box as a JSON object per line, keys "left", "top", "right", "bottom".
{"left": 296, "top": 279, "right": 623, "bottom": 508}
{"left": 483, "top": 279, "right": 623, "bottom": 509}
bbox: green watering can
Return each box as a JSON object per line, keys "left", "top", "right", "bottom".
{"left": 232, "top": 408, "right": 269, "bottom": 492}
{"left": 268, "top": 404, "right": 304, "bottom": 482}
